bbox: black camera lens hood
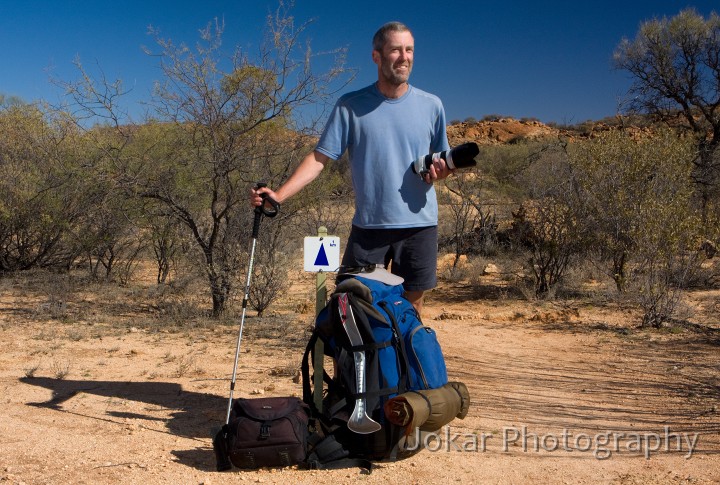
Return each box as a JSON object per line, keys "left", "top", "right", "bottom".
{"left": 446, "top": 142, "right": 479, "bottom": 170}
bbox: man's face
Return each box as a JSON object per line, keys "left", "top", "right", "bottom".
{"left": 374, "top": 30, "right": 414, "bottom": 86}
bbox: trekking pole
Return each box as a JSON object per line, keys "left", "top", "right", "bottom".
{"left": 224, "top": 183, "right": 280, "bottom": 424}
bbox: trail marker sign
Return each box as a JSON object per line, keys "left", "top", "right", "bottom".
{"left": 304, "top": 236, "right": 340, "bottom": 272}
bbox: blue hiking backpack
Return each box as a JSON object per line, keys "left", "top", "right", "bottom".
{"left": 301, "top": 274, "right": 448, "bottom": 462}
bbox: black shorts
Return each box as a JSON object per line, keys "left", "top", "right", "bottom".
{"left": 341, "top": 225, "right": 438, "bottom": 292}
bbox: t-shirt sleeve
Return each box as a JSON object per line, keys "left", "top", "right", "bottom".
{"left": 316, "top": 101, "right": 350, "bottom": 160}
{"left": 431, "top": 103, "right": 450, "bottom": 153}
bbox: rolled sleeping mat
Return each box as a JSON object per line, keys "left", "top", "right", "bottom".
{"left": 384, "top": 381, "right": 470, "bottom": 433}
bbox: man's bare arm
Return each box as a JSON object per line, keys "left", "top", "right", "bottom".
{"left": 250, "top": 150, "right": 331, "bottom": 206}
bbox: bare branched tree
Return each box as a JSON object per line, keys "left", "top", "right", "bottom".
{"left": 442, "top": 172, "right": 497, "bottom": 267}
{"left": 55, "top": 4, "right": 354, "bottom": 316}
{"left": 513, "top": 141, "right": 586, "bottom": 298}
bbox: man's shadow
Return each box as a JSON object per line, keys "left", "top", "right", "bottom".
{"left": 20, "top": 376, "right": 227, "bottom": 471}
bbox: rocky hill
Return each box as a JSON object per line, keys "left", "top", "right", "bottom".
{"left": 446, "top": 116, "right": 657, "bottom": 146}
{"left": 447, "top": 118, "right": 560, "bottom": 146}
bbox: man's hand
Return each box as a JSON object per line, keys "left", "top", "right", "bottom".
{"left": 422, "top": 155, "right": 454, "bottom": 184}
{"left": 250, "top": 185, "right": 280, "bottom": 208}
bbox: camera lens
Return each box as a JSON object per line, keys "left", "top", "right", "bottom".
{"left": 411, "top": 142, "right": 479, "bottom": 175}
{"left": 445, "top": 142, "right": 479, "bottom": 170}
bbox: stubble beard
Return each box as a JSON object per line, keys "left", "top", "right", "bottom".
{"left": 381, "top": 58, "right": 412, "bottom": 87}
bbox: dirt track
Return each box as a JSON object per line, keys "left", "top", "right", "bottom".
{"left": 1, "top": 269, "right": 719, "bottom": 484}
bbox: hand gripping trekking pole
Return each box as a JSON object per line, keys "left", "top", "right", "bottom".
{"left": 224, "top": 183, "right": 280, "bottom": 424}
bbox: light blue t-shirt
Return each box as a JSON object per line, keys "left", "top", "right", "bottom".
{"left": 315, "top": 83, "right": 450, "bottom": 229}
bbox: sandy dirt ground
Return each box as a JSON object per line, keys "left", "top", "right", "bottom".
{"left": 0, "top": 263, "right": 719, "bottom": 485}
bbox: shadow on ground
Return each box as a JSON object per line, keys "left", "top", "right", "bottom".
{"left": 19, "top": 377, "right": 223, "bottom": 471}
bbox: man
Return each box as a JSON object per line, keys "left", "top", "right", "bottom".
{"left": 251, "top": 21, "right": 452, "bottom": 315}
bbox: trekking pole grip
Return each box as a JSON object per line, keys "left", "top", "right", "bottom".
{"left": 252, "top": 182, "right": 280, "bottom": 239}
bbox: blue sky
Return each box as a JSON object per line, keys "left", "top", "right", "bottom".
{"left": 2, "top": 1, "right": 718, "bottom": 125}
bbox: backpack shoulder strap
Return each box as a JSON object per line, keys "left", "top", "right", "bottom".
{"left": 301, "top": 330, "right": 333, "bottom": 416}
{"left": 376, "top": 299, "right": 412, "bottom": 394}
{"left": 301, "top": 330, "right": 318, "bottom": 414}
